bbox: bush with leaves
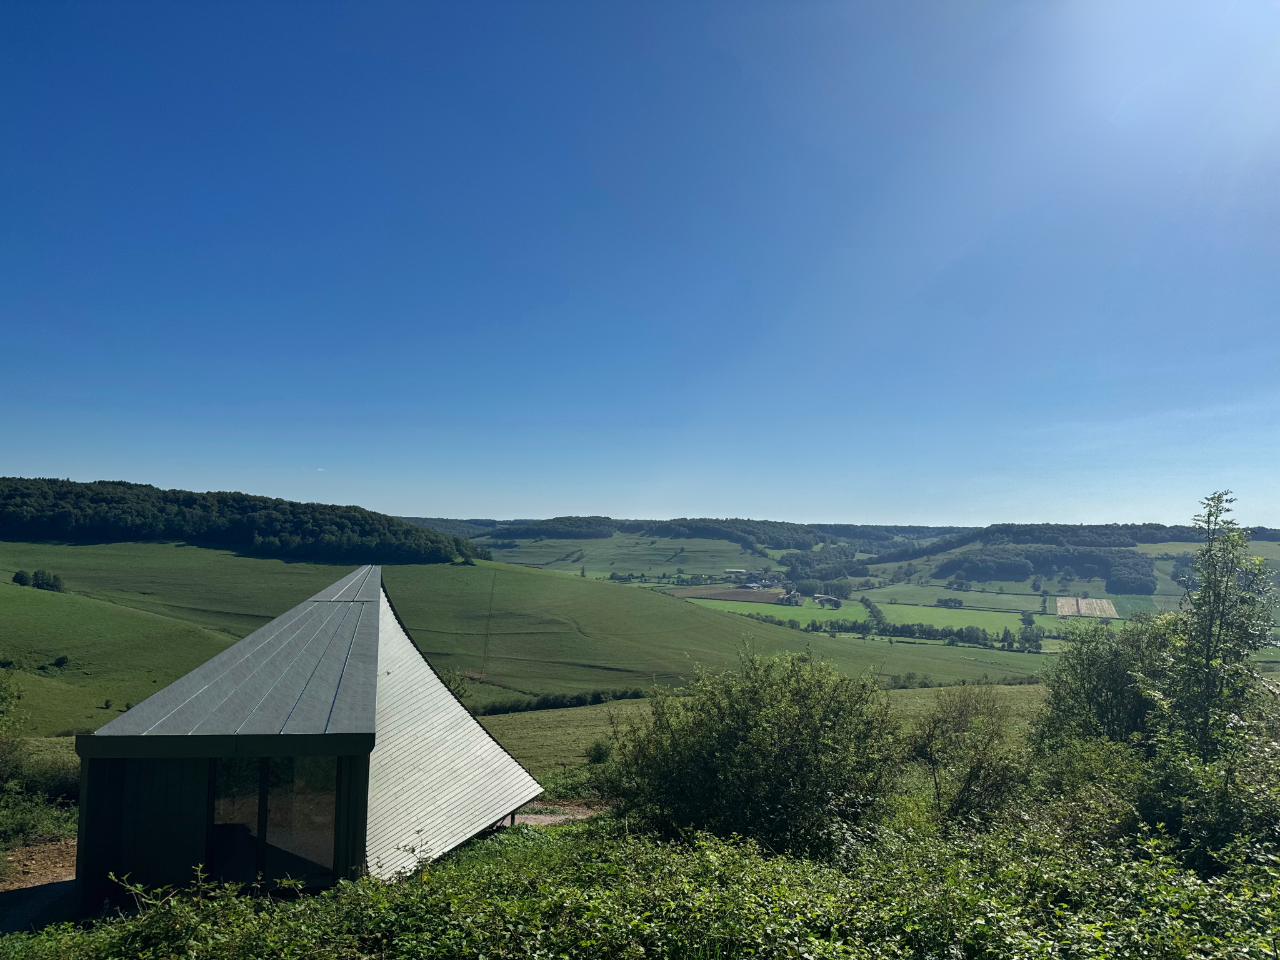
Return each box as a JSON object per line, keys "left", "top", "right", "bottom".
{"left": 908, "top": 684, "right": 1022, "bottom": 825}
{"left": 601, "top": 647, "right": 898, "bottom": 860}
{"left": 1034, "top": 616, "right": 1174, "bottom": 746}
{"left": 4, "top": 819, "right": 1280, "bottom": 959}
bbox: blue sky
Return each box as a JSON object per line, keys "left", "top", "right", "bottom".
{"left": 3, "top": 1, "right": 1278, "bottom": 525}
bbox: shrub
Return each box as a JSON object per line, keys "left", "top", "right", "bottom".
{"left": 602, "top": 648, "right": 897, "bottom": 860}
{"left": 10, "top": 570, "right": 31, "bottom": 587}
{"left": 4, "top": 820, "right": 1280, "bottom": 959}
{"left": 1033, "top": 617, "right": 1173, "bottom": 745}
{"left": 908, "top": 684, "right": 1022, "bottom": 824}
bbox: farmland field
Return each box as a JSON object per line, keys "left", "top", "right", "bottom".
{"left": 1128, "top": 540, "right": 1280, "bottom": 564}
{"left": 1056, "top": 597, "right": 1119, "bottom": 617}
{"left": 477, "top": 533, "right": 769, "bottom": 579}
{"left": 859, "top": 582, "right": 1045, "bottom": 613}
{"left": 686, "top": 596, "right": 1056, "bottom": 637}
{"left": 663, "top": 587, "right": 784, "bottom": 603}
{"left": 0, "top": 540, "right": 899, "bottom": 732}
{"left": 0, "top": 539, "right": 357, "bottom": 637}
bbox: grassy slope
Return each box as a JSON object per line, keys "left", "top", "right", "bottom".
{"left": 1132, "top": 540, "right": 1280, "bottom": 563}
{"left": 381, "top": 562, "right": 875, "bottom": 698}
{"left": 0, "top": 583, "right": 236, "bottom": 734}
{"left": 0, "top": 540, "right": 358, "bottom": 637}
{"left": 0, "top": 541, "right": 872, "bottom": 729}
{"left": 478, "top": 533, "right": 771, "bottom": 579}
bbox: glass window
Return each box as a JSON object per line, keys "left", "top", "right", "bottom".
{"left": 208, "top": 755, "right": 338, "bottom": 887}
{"left": 210, "top": 757, "right": 262, "bottom": 883}
{"left": 265, "top": 755, "right": 336, "bottom": 884}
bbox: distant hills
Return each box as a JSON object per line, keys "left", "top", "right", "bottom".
{"left": 403, "top": 514, "right": 1280, "bottom": 557}
{"left": 0, "top": 478, "right": 487, "bottom": 565}
{"left": 401, "top": 514, "right": 1280, "bottom": 596}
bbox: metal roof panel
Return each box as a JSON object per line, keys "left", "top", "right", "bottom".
{"left": 95, "top": 567, "right": 382, "bottom": 741}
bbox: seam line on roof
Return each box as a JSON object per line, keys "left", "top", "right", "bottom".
{"left": 332, "top": 565, "right": 373, "bottom": 602}
{"left": 234, "top": 602, "right": 353, "bottom": 735}
{"left": 277, "top": 600, "right": 362, "bottom": 733}
{"left": 323, "top": 601, "right": 367, "bottom": 734}
{"left": 137, "top": 601, "right": 326, "bottom": 736}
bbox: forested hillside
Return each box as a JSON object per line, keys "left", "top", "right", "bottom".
{"left": 0, "top": 478, "right": 486, "bottom": 565}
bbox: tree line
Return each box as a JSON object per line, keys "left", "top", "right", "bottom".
{"left": 935, "top": 544, "right": 1158, "bottom": 593}
{"left": 10, "top": 569, "right": 63, "bottom": 591}
{"left": 0, "top": 477, "right": 487, "bottom": 565}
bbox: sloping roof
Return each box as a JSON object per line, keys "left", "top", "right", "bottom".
{"left": 365, "top": 587, "right": 542, "bottom": 876}
{"left": 93, "top": 565, "right": 382, "bottom": 742}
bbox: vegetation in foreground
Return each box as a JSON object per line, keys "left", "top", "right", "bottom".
{"left": 2, "top": 491, "right": 1276, "bottom": 957}
{"left": 5, "top": 818, "right": 1280, "bottom": 959}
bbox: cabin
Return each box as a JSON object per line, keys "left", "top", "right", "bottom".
{"left": 75, "top": 565, "right": 540, "bottom": 913}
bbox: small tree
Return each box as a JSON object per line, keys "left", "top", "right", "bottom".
{"left": 30, "top": 570, "right": 63, "bottom": 592}
{"left": 1162, "top": 492, "right": 1277, "bottom": 763}
{"left": 604, "top": 647, "right": 897, "bottom": 860}
{"left": 11, "top": 570, "right": 31, "bottom": 587}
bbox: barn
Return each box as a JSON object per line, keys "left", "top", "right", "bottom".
{"left": 75, "top": 565, "right": 541, "bottom": 912}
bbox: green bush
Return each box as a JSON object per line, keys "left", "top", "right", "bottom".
{"left": 4, "top": 820, "right": 1279, "bottom": 959}
{"left": 601, "top": 648, "right": 898, "bottom": 860}
{"left": 907, "top": 684, "right": 1022, "bottom": 825}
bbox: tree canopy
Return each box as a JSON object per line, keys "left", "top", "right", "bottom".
{"left": 0, "top": 477, "right": 486, "bottom": 565}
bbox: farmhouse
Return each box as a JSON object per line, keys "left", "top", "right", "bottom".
{"left": 75, "top": 565, "right": 540, "bottom": 912}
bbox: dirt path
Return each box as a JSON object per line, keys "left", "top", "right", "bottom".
{"left": 514, "top": 803, "right": 598, "bottom": 826}
{"left": 0, "top": 838, "right": 78, "bottom": 933}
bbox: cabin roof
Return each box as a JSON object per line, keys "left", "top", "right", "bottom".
{"left": 93, "top": 566, "right": 382, "bottom": 743}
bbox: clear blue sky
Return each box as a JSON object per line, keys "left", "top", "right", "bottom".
{"left": 3, "top": 2, "right": 1278, "bottom": 525}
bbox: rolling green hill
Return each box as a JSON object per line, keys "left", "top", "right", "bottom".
{"left": 0, "top": 541, "right": 891, "bottom": 733}
{"left": 0, "top": 582, "right": 236, "bottom": 734}
{"left": 378, "top": 562, "right": 874, "bottom": 696}
{"left": 482, "top": 533, "right": 771, "bottom": 578}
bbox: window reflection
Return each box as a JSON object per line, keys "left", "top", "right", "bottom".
{"left": 266, "top": 755, "right": 336, "bottom": 883}
{"left": 208, "top": 755, "right": 337, "bottom": 887}
{"left": 210, "top": 757, "right": 261, "bottom": 883}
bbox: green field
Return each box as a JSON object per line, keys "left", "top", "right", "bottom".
{"left": 1130, "top": 540, "right": 1280, "bottom": 564}
{"left": 478, "top": 533, "right": 770, "bottom": 579}
{"left": 860, "top": 582, "right": 1045, "bottom": 613}
{"left": 686, "top": 596, "right": 1056, "bottom": 635}
{"left": 0, "top": 583, "right": 236, "bottom": 734}
{"left": 0, "top": 540, "right": 888, "bottom": 733}
{"left": 0, "top": 539, "right": 358, "bottom": 637}
{"left": 380, "top": 561, "right": 839, "bottom": 699}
